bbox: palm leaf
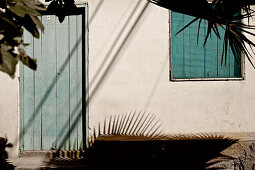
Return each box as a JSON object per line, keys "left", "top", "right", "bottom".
{"left": 149, "top": 0, "right": 255, "bottom": 68}
{"left": 175, "top": 17, "right": 199, "bottom": 35}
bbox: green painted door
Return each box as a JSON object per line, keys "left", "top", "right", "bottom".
{"left": 20, "top": 6, "right": 87, "bottom": 151}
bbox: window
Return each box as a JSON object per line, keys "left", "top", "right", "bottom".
{"left": 170, "top": 11, "right": 243, "bottom": 81}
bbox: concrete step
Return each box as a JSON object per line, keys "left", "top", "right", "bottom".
{"left": 18, "top": 151, "right": 56, "bottom": 158}
{"left": 8, "top": 151, "right": 87, "bottom": 170}
{"left": 9, "top": 157, "right": 47, "bottom": 170}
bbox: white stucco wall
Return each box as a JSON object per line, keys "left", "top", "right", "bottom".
{"left": 1, "top": 0, "right": 255, "bottom": 157}
{"left": 0, "top": 68, "right": 19, "bottom": 157}
{"left": 87, "top": 0, "right": 255, "bottom": 137}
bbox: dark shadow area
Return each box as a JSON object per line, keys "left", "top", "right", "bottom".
{"left": 43, "top": 112, "right": 238, "bottom": 169}
{"left": 84, "top": 135, "right": 238, "bottom": 170}
{"left": 43, "top": 135, "right": 238, "bottom": 170}
{"left": 0, "top": 137, "right": 14, "bottom": 170}
{"left": 44, "top": 0, "right": 78, "bottom": 23}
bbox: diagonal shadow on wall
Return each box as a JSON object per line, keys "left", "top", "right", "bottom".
{"left": 19, "top": 0, "right": 151, "bottom": 152}
{"left": 54, "top": 2, "right": 151, "bottom": 152}
{"left": 51, "top": 1, "right": 151, "bottom": 151}
{"left": 87, "top": 2, "right": 150, "bottom": 105}
{"left": 88, "top": 0, "right": 143, "bottom": 90}
{"left": 56, "top": 98, "right": 82, "bottom": 150}
{"left": 20, "top": 35, "right": 83, "bottom": 150}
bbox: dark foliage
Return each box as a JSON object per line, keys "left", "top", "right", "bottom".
{"left": 0, "top": 0, "right": 46, "bottom": 78}
{"left": 149, "top": 0, "right": 255, "bottom": 68}
{"left": 45, "top": 0, "right": 77, "bottom": 23}
{"left": 0, "top": 137, "right": 14, "bottom": 170}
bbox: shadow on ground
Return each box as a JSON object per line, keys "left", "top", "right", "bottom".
{"left": 43, "top": 135, "right": 238, "bottom": 170}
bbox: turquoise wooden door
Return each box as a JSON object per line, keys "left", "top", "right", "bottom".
{"left": 20, "top": 6, "right": 87, "bottom": 151}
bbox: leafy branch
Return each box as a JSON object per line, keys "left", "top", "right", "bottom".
{"left": 0, "top": 0, "right": 46, "bottom": 78}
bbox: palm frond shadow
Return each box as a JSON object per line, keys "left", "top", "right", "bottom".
{"left": 44, "top": 112, "right": 238, "bottom": 169}
{"left": 83, "top": 112, "right": 238, "bottom": 170}
{"left": 87, "top": 111, "right": 164, "bottom": 147}
{"left": 149, "top": 0, "right": 255, "bottom": 68}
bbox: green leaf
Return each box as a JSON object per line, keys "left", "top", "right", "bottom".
{"left": 0, "top": 34, "right": 4, "bottom": 40}
{"left": 0, "top": 44, "right": 19, "bottom": 78}
{"left": 19, "top": 55, "right": 37, "bottom": 70}
{"left": 13, "top": 36, "right": 22, "bottom": 43}
{"left": 0, "top": 16, "right": 21, "bottom": 35}
{"left": 21, "top": 15, "right": 40, "bottom": 38}
{"left": 1, "top": 44, "right": 12, "bottom": 51}
{"left": 0, "top": 0, "right": 45, "bottom": 77}
{"left": 9, "top": 4, "right": 27, "bottom": 17}
{"left": 30, "top": 15, "right": 44, "bottom": 32}
{"left": 21, "top": 42, "right": 29, "bottom": 46}
{"left": 23, "top": 0, "right": 46, "bottom": 11}
{"left": 17, "top": 47, "right": 37, "bottom": 70}
{"left": 9, "top": 1, "right": 41, "bottom": 17}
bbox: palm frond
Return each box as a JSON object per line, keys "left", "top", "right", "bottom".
{"left": 149, "top": 0, "right": 255, "bottom": 68}
{"left": 197, "top": 18, "right": 203, "bottom": 46}
{"left": 175, "top": 17, "right": 199, "bottom": 35}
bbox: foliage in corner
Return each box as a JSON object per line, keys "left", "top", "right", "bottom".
{"left": 0, "top": 0, "right": 46, "bottom": 78}
{"left": 0, "top": 136, "right": 14, "bottom": 169}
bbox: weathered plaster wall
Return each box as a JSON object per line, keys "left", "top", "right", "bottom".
{"left": 1, "top": 0, "right": 255, "bottom": 157}
{"left": 87, "top": 0, "right": 255, "bottom": 137}
{"left": 0, "top": 68, "right": 19, "bottom": 157}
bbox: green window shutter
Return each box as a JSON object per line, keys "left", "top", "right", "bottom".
{"left": 171, "top": 11, "right": 241, "bottom": 80}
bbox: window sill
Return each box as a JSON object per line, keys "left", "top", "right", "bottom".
{"left": 170, "top": 77, "right": 245, "bottom": 82}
